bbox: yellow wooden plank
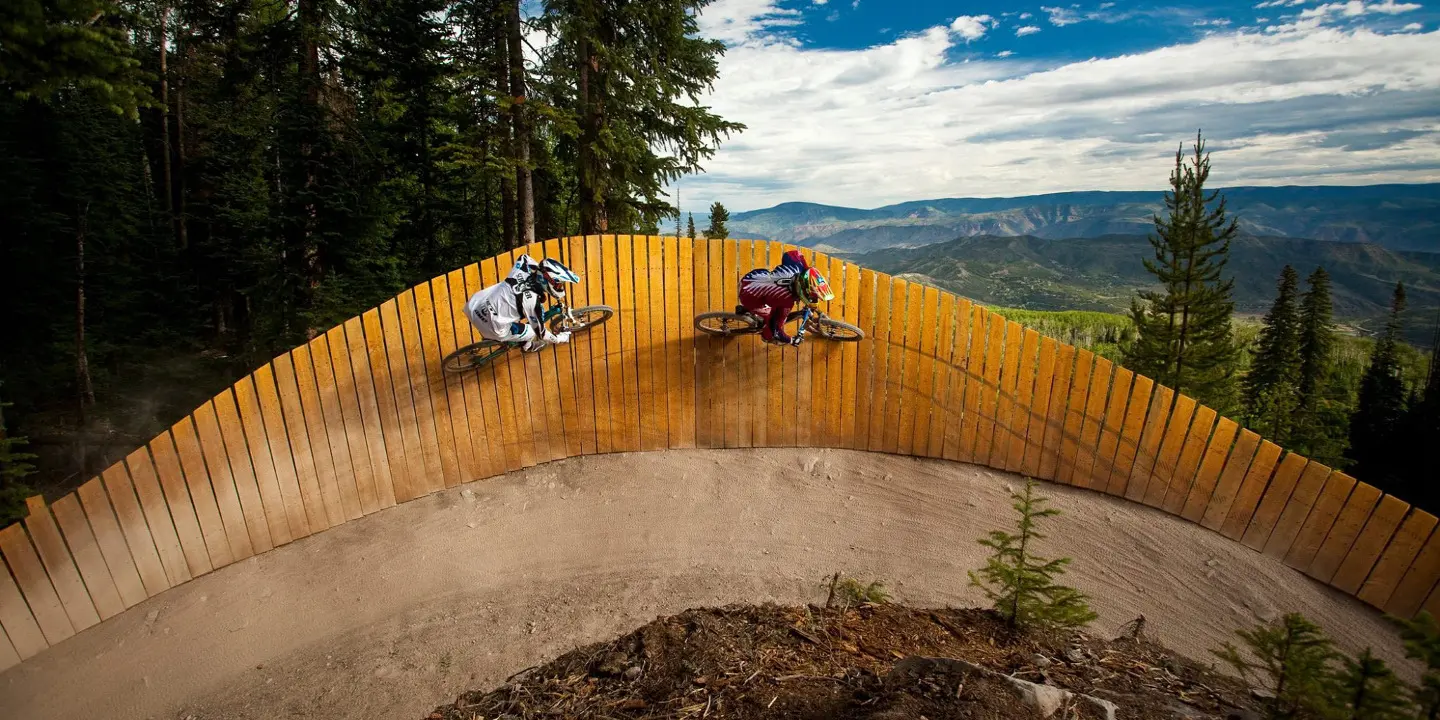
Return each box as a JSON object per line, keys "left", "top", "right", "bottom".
{"left": 1309, "top": 482, "right": 1384, "bottom": 583}
{"left": 451, "top": 267, "right": 503, "bottom": 475}
{"left": 926, "top": 293, "right": 957, "bottom": 459}
{"left": 394, "top": 289, "right": 452, "bottom": 487}
{"left": 190, "top": 402, "right": 257, "bottom": 561}
{"left": 877, "top": 279, "right": 909, "bottom": 454}
{"left": 411, "top": 283, "right": 466, "bottom": 486}
{"left": 563, "top": 239, "right": 599, "bottom": 455}
{"left": 1106, "top": 375, "right": 1153, "bottom": 496}
{"left": 170, "top": 417, "right": 236, "bottom": 567}
{"left": 305, "top": 335, "right": 363, "bottom": 517}
{"left": 840, "top": 261, "right": 863, "bottom": 450}
{"left": 1004, "top": 328, "right": 1040, "bottom": 471}
{"left": 742, "top": 241, "right": 764, "bottom": 447}
{"left": 1037, "top": 343, "right": 1076, "bottom": 481}
{"left": 425, "top": 277, "right": 479, "bottom": 483}
{"left": 326, "top": 324, "right": 382, "bottom": 511}
{"left": 748, "top": 242, "right": 772, "bottom": 447}
{"left": 958, "top": 304, "right": 987, "bottom": 463}
{"left": 271, "top": 351, "right": 336, "bottom": 526}
{"left": 1020, "top": 336, "right": 1057, "bottom": 477}
{"left": 797, "top": 247, "right": 820, "bottom": 447}
{"left": 944, "top": 297, "right": 975, "bottom": 462}
{"left": 821, "top": 254, "right": 846, "bottom": 447}
{"left": 515, "top": 245, "right": 557, "bottom": 462}
{"left": 290, "top": 344, "right": 348, "bottom": 523}
{"left": 1262, "top": 460, "right": 1333, "bottom": 560}
{"left": 988, "top": 320, "right": 1024, "bottom": 468}
{"left": 541, "top": 237, "right": 573, "bottom": 459}
{"left": 1240, "top": 452, "right": 1309, "bottom": 550}
{"left": 373, "top": 300, "right": 428, "bottom": 495}
{"left": 662, "top": 236, "right": 683, "bottom": 448}
{"left": 650, "top": 236, "right": 677, "bottom": 450}
{"left": 252, "top": 363, "right": 315, "bottom": 536}
{"left": 690, "top": 237, "right": 711, "bottom": 448}
{"left": 0, "top": 524, "right": 72, "bottom": 644}
{"left": 211, "top": 390, "right": 276, "bottom": 553}
{"left": 73, "top": 477, "right": 147, "bottom": 608}
{"left": 476, "top": 259, "right": 527, "bottom": 469}
{"left": 897, "top": 282, "right": 926, "bottom": 455}
{"left": 759, "top": 244, "right": 785, "bottom": 446}
{"left": 1200, "top": 428, "right": 1260, "bottom": 529}
{"left": 677, "top": 237, "right": 698, "bottom": 448}
{"left": 974, "top": 311, "right": 1006, "bottom": 465}
{"left": 1387, "top": 526, "right": 1440, "bottom": 616}
{"left": 1056, "top": 348, "right": 1095, "bottom": 484}
{"left": 632, "top": 236, "right": 660, "bottom": 450}
{"left": 593, "top": 237, "right": 622, "bottom": 452}
{"left": 1143, "top": 394, "right": 1196, "bottom": 509}
{"left": 1281, "top": 471, "right": 1357, "bottom": 569}
{"left": 1220, "top": 440, "right": 1283, "bottom": 540}
{"left": 850, "top": 269, "right": 877, "bottom": 450}
{"left": 529, "top": 241, "right": 568, "bottom": 461}
{"left": 49, "top": 494, "right": 123, "bottom": 620}
{"left": 1181, "top": 417, "right": 1239, "bottom": 522}
{"left": 97, "top": 462, "right": 170, "bottom": 597}
{"left": 147, "top": 432, "right": 213, "bottom": 576}
{"left": 611, "top": 237, "right": 641, "bottom": 451}
{"left": 0, "top": 557, "right": 47, "bottom": 659}
{"left": 22, "top": 496, "right": 100, "bottom": 630}
{"left": 1089, "top": 366, "right": 1133, "bottom": 490}
{"left": 1125, "top": 385, "right": 1174, "bottom": 502}
{"left": 719, "top": 240, "right": 742, "bottom": 448}
{"left": 122, "top": 447, "right": 191, "bottom": 585}
{"left": 1071, "top": 355, "right": 1114, "bottom": 489}
{"left": 342, "top": 317, "right": 400, "bottom": 504}
{"left": 232, "top": 375, "right": 296, "bottom": 546}
{"left": 866, "top": 275, "right": 894, "bottom": 453}
{"left": 1163, "top": 405, "right": 1216, "bottom": 514}
{"left": 1360, "top": 509, "right": 1438, "bottom": 608}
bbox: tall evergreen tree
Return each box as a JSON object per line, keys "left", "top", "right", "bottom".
{"left": 706, "top": 201, "right": 729, "bottom": 240}
{"left": 686, "top": 212, "right": 696, "bottom": 240}
{"left": 1403, "top": 312, "right": 1440, "bottom": 511}
{"left": 1348, "top": 282, "right": 1410, "bottom": 496}
{"left": 1290, "top": 267, "right": 1348, "bottom": 462}
{"left": 1123, "top": 132, "right": 1239, "bottom": 411}
{"left": 1245, "top": 265, "right": 1302, "bottom": 442}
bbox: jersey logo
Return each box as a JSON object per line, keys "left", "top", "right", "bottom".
{"left": 475, "top": 300, "right": 496, "bottom": 323}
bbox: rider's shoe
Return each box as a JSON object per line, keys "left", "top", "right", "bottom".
{"left": 522, "top": 339, "right": 547, "bottom": 353}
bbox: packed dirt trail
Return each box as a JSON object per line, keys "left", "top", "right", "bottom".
{"left": 0, "top": 449, "right": 1412, "bottom": 719}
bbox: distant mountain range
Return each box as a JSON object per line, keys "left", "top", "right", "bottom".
{"left": 846, "top": 235, "right": 1440, "bottom": 330}
{"left": 729, "top": 184, "right": 1440, "bottom": 254}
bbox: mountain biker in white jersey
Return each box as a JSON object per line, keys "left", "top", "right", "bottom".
{"left": 465, "top": 255, "right": 581, "bottom": 353}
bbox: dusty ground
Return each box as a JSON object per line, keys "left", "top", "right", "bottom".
{"left": 0, "top": 449, "right": 1414, "bottom": 719}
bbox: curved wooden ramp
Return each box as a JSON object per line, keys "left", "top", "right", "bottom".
{"left": 0, "top": 236, "right": 1434, "bottom": 670}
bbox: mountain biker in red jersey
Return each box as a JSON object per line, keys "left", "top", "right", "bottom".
{"left": 738, "top": 249, "right": 835, "bottom": 345}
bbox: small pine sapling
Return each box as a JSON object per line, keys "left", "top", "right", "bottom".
{"left": 968, "top": 479, "right": 1097, "bottom": 631}
{"left": 1392, "top": 610, "right": 1440, "bottom": 719}
{"left": 1330, "top": 648, "right": 1413, "bottom": 720}
{"left": 1213, "top": 613, "right": 1337, "bottom": 720}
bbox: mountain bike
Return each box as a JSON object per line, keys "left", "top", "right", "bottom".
{"left": 693, "top": 305, "right": 865, "bottom": 342}
{"left": 442, "top": 303, "right": 614, "bottom": 374}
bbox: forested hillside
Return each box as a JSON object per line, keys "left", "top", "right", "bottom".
{"left": 0, "top": 0, "right": 740, "bottom": 500}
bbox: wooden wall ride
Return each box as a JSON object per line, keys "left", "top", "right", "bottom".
{"left": 1, "top": 236, "right": 1436, "bottom": 670}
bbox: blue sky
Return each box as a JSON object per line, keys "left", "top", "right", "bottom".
{"left": 664, "top": 0, "right": 1440, "bottom": 212}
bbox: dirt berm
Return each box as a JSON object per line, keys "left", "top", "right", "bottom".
{"left": 0, "top": 449, "right": 1410, "bottom": 719}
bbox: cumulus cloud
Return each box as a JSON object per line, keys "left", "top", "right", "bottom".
{"left": 1255, "top": 0, "right": 1309, "bottom": 8}
{"left": 997, "top": 50, "right": 1016, "bottom": 57}
{"left": 697, "top": 0, "right": 804, "bottom": 45}
{"left": 1300, "top": 0, "right": 1422, "bottom": 19}
{"left": 1019, "top": 11, "right": 1033, "bottom": 19}
{"left": 950, "top": 14, "right": 997, "bottom": 41}
{"left": 1041, "top": 6, "right": 1083, "bottom": 25}
{"left": 1403, "top": 22, "right": 1424, "bottom": 30}
{"left": 1016, "top": 25, "right": 1042, "bottom": 36}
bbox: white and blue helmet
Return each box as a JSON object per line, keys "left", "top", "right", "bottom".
{"left": 509, "top": 254, "right": 580, "bottom": 299}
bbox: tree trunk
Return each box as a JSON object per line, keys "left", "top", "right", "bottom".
{"left": 507, "top": 0, "right": 534, "bottom": 248}
{"left": 298, "top": 0, "right": 322, "bottom": 294}
{"left": 577, "top": 30, "right": 607, "bottom": 234}
{"left": 75, "top": 202, "right": 95, "bottom": 423}
{"left": 174, "top": 41, "right": 190, "bottom": 250}
{"left": 159, "top": 6, "right": 175, "bottom": 234}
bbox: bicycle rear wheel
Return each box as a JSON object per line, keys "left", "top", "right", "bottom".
{"left": 549, "top": 305, "right": 614, "bottom": 334}
{"left": 442, "top": 340, "right": 511, "bottom": 374}
{"left": 695, "top": 311, "right": 762, "bottom": 337}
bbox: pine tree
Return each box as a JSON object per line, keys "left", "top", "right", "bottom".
{"left": 686, "top": 212, "right": 696, "bottom": 240}
{"left": 1123, "top": 132, "right": 1239, "bottom": 412}
{"left": 706, "top": 201, "right": 730, "bottom": 240}
{"left": 1331, "top": 648, "right": 1414, "bottom": 720}
{"left": 1403, "top": 312, "right": 1440, "bottom": 511}
{"left": 1348, "top": 282, "right": 1410, "bottom": 496}
{"left": 1291, "top": 267, "right": 1346, "bottom": 463}
{"left": 1, "top": 0, "right": 154, "bottom": 116}
{"left": 0, "top": 386, "right": 37, "bottom": 526}
{"left": 1213, "top": 613, "right": 1338, "bottom": 720}
{"left": 1392, "top": 610, "right": 1440, "bottom": 719}
{"left": 968, "top": 479, "right": 1097, "bottom": 631}
{"left": 1245, "top": 265, "right": 1303, "bottom": 443}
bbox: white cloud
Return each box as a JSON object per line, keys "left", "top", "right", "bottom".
{"left": 1255, "top": 0, "right": 1309, "bottom": 8}
{"left": 1403, "top": 22, "right": 1424, "bottom": 30}
{"left": 1019, "top": 11, "right": 1033, "bottom": 19}
{"left": 1041, "top": 5, "right": 1083, "bottom": 25}
{"left": 1016, "top": 25, "right": 1042, "bottom": 36}
{"left": 950, "top": 14, "right": 997, "bottom": 41}
{"left": 697, "top": 0, "right": 804, "bottom": 45}
{"left": 813, "top": 0, "right": 828, "bottom": 4}
{"left": 997, "top": 50, "right": 1016, "bottom": 57}
{"left": 677, "top": 13, "right": 1440, "bottom": 211}
{"left": 1100, "top": 1, "right": 1116, "bottom": 8}
{"left": 1300, "top": 0, "right": 1422, "bottom": 20}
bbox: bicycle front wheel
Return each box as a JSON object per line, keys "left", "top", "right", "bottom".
{"left": 442, "top": 340, "right": 511, "bottom": 374}
{"left": 549, "top": 305, "right": 614, "bottom": 334}
{"left": 787, "top": 313, "right": 865, "bottom": 341}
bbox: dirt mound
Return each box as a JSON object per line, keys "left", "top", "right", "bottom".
{"left": 426, "top": 604, "right": 1259, "bottom": 720}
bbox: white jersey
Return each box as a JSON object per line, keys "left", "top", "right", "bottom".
{"left": 463, "top": 254, "right": 567, "bottom": 349}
